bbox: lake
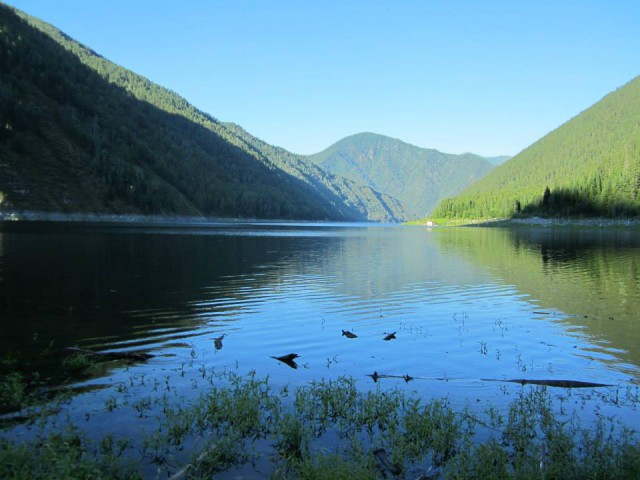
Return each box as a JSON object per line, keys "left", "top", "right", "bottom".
{"left": 1, "top": 220, "right": 640, "bottom": 470}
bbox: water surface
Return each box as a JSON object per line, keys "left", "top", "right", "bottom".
{"left": 1, "top": 221, "right": 639, "bottom": 436}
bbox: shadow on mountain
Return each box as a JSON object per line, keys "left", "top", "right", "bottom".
{"left": 0, "top": 6, "right": 395, "bottom": 221}
{"left": 517, "top": 187, "right": 640, "bottom": 218}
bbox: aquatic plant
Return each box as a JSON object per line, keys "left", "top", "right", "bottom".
{"left": 0, "top": 426, "right": 140, "bottom": 479}
{"left": 1, "top": 369, "right": 639, "bottom": 479}
{"left": 61, "top": 353, "right": 95, "bottom": 373}
{"left": 0, "top": 373, "right": 25, "bottom": 414}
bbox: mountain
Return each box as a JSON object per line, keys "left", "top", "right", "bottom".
{"left": 220, "top": 124, "right": 406, "bottom": 222}
{"left": 306, "top": 132, "right": 497, "bottom": 220}
{"left": 0, "top": 5, "right": 404, "bottom": 222}
{"left": 483, "top": 155, "right": 511, "bottom": 166}
{"left": 433, "top": 76, "right": 640, "bottom": 220}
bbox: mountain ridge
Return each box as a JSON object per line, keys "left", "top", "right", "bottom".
{"left": 0, "top": 4, "right": 405, "bottom": 222}
{"left": 432, "top": 75, "right": 640, "bottom": 220}
{"left": 307, "top": 132, "right": 502, "bottom": 220}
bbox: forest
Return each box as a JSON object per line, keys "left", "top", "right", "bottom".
{"left": 0, "top": 5, "right": 404, "bottom": 222}
{"left": 432, "top": 76, "right": 640, "bottom": 220}
{"left": 2, "top": 2, "right": 639, "bottom": 223}
{"left": 307, "top": 132, "right": 500, "bottom": 219}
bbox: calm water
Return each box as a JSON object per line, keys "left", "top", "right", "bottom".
{"left": 1, "top": 221, "right": 640, "bottom": 438}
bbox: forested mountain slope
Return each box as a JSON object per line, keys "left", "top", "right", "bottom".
{"left": 221, "top": 124, "right": 406, "bottom": 221}
{"left": 0, "top": 5, "right": 403, "bottom": 222}
{"left": 433, "top": 76, "right": 640, "bottom": 219}
{"left": 307, "top": 133, "right": 496, "bottom": 220}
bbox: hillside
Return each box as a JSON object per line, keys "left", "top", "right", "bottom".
{"left": 221, "top": 124, "right": 406, "bottom": 222}
{"left": 433, "top": 76, "right": 640, "bottom": 220}
{"left": 0, "top": 5, "right": 404, "bottom": 222}
{"left": 307, "top": 133, "right": 497, "bottom": 220}
{"left": 483, "top": 155, "right": 511, "bottom": 166}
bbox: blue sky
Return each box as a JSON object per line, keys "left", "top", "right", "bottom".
{"left": 5, "top": 0, "right": 640, "bottom": 156}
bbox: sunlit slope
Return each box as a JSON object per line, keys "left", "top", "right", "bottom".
{"left": 0, "top": 5, "right": 402, "bottom": 221}
{"left": 433, "top": 76, "right": 640, "bottom": 219}
{"left": 308, "top": 132, "right": 496, "bottom": 220}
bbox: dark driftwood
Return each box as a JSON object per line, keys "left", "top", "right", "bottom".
{"left": 502, "top": 379, "right": 612, "bottom": 388}
{"left": 213, "top": 334, "right": 225, "bottom": 350}
{"left": 367, "top": 372, "right": 612, "bottom": 389}
{"left": 271, "top": 353, "right": 299, "bottom": 369}
{"left": 367, "top": 371, "right": 413, "bottom": 383}
{"left": 67, "top": 347, "right": 154, "bottom": 362}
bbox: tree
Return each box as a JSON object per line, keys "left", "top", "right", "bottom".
{"left": 542, "top": 186, "right": 551, "bottom": 206}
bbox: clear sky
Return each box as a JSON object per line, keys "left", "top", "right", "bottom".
{"left": 5, "top": 0, "right": 640, "bottom": 157}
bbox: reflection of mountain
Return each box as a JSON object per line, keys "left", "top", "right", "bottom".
{"left": 0, "top": 222, "right": 339, "bottom": 376}
{"left": 5, "top": 222, "right": 638, "bottom": 388}
{"left": 298, "top": 227, "right": 495, "bottom": 300}
{"left": 437, "top": 227, "right": 640, "bottom": 371}
{"left": 0, "top": 223, "right": 493, "bottom": 366}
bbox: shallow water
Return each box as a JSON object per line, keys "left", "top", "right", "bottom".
{"left": 1, "top": 221, "right": 639, "bottom": 438}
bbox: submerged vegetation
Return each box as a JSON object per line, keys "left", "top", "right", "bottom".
{"left": 3, "top": 225, "right": 640, "bottom": 477}
{"left": 1, "top": 366, "right": 639, "bottom": 479}
{"left": 2, "top": 223, "right": 640, "bottom": 478}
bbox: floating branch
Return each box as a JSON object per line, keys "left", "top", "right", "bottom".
{"left": 270, "top": 353, "right": 299, "bottom": 369}
{"left": 498, "top": 378, "right": 613, "bottom": 388}
{"left": 383, "top": 332, "right": 396, "bottom": 341}
{"left": 367, "top": 371, "right": 613, "bottom": 389}
{"left": 367, "top": 371, "right": 413, "bottom": 383}
{"left": 66, "top": 347, "right": 154, "bottom": 362}
{"left": 341, "top": 329, "right": 357, "bottom": 339}
{"left": 213, "top": 334, "right": 225, "bottom": 350}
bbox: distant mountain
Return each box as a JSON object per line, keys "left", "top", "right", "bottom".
{"left": 0, "top": 5, "right": 403, "bottom": 222}
{"left": 220, "top": 124, "right": 406, "bottom": 221}
{"left": 433, "top": 76, "right": 640, "bottom": 219}
{"left": 483, "top": 155, "right": 511, "bottom": 166}
{"left": 307, "top": 132, "right": 497, "bottom": 220}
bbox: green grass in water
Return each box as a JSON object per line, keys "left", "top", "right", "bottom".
{"left": 1, "top": 372, "right": 639, "bottom": 479}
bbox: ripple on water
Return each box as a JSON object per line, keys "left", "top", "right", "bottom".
{"left": 1, "top": 222, "right": 639, "bottom": 435}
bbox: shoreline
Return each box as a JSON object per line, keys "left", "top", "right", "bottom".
{"left": 0, "top": 210, "right": 352, "bottom": 226}
{"left": 3, "top": 210, "right": 640, "bottom": 229}
{"left": 478, "top": 216, "right": 640, "bottom": 228}
{"left": 409, "top": 216, "right": 640, "bottom": 228}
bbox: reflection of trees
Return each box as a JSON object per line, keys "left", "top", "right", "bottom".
{"left": 438, "top": 227, "right": 640, "bottom": 370}
{"left": 0, "top": 225, "right": 494, "bottom": 367}
{"left": 309, "top": 228, "right": 493, "bottom": 301}
{"left": 0, "top": 224, "right": 336, "bottom": 375}
{"left": 5, "top": 223, "right": 638, "bottom": 386}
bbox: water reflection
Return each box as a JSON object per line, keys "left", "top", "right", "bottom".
{"left": 1, "top": 222, "right": 639, "bottom": 408}
{"left": 0, "top": 222, "right": 342, "bottom": 376}
{"left": 438, "top": 227, "right": 640, "bottom": 376}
